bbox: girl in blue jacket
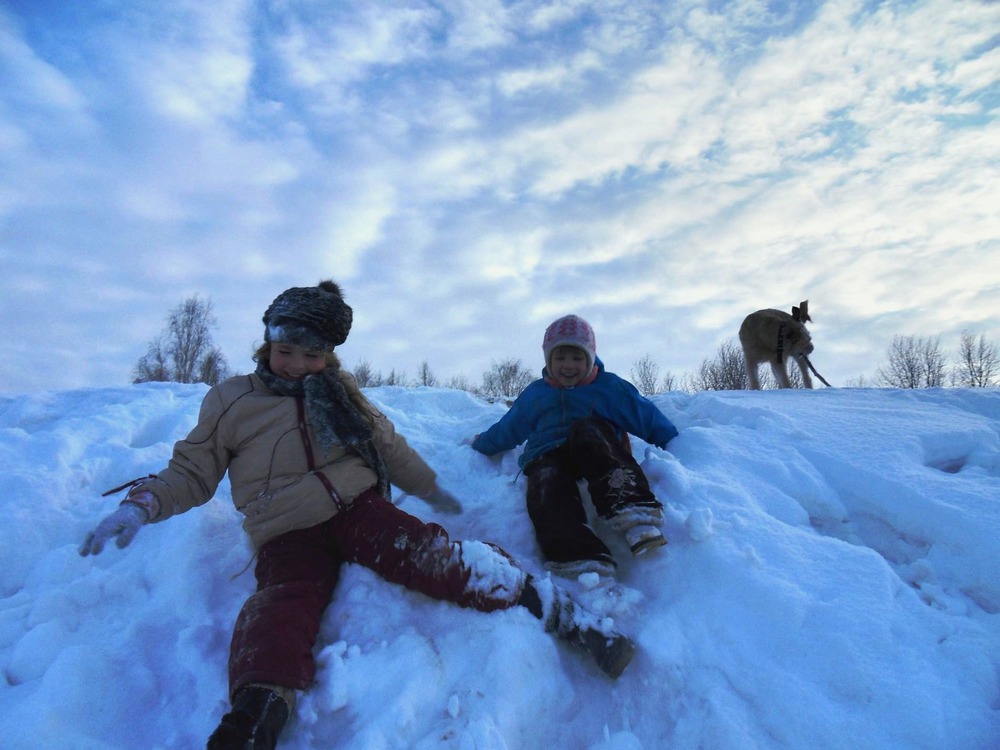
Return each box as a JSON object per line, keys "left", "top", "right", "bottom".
{"left": 472, "top": 315, "right": 678, "bottom": 578}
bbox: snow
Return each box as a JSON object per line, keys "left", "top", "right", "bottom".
{"left": 1, "top": 383, "right": 999, "bottom": 749}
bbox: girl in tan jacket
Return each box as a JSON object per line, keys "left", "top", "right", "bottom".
{"left": 80, "top": 280, "right": 635, "bottom": 750}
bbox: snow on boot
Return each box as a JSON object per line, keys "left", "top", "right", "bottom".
{"left": 518, "top": 575, "right": 636, "bottom": 679}
{"left": 207, "top": 685, "right": 290, "bottom": 750}
{"left": 545, "top": 557, "right": 618, "bottom": 579}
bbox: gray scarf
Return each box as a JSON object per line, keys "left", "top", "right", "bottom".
{"left": 255, "top": 361, "right": 390, "bottom": 500}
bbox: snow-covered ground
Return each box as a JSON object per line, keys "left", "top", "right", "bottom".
{"left": 1, "top": 383, "right": 998, "bottom": 749}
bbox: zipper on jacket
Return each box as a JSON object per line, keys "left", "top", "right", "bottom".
{"left": 295, "top": 397, "right": 345, "bottom": 512}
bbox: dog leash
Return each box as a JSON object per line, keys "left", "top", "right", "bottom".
{"left": 798, "top": 353, "right": 832, "bottom": 387}
{"left": 776, "top": 321, "right": 832, "bottom": 387}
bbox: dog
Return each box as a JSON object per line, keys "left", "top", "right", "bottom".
{"left": 739, "top": 300, "right": 815, "bottom": 389}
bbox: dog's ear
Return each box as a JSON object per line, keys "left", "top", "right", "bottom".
{"left": 792, "top": 300, "right": 811, "bottom": 323}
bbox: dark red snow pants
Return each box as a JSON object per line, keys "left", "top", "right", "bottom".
{"left": 228, "top": 488, "right": 524, "bottom": 699}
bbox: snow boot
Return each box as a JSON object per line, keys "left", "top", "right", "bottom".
{"left": 624, "top": 524, "right": 667, "bottom": 556}
{"left": 573, "top": 626, "right": 637, "bottom": 680}
{"left": 604, "top": 504, "right": 667, "bottom": 556}
{"left": 207, "top": 685, "right": 290, "bottom": 750}
{"left": 518, "top": 575, "right": 636, "bottom": 679}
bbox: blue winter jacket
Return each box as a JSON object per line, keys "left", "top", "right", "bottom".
{"left": 471, "top": 357, "right": 679, "bottom": 469}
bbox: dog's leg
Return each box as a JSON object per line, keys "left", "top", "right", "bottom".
{"left": 743, "top": 350, "right": 762, "bottom": 390}
{"left": 769, "top": 358, "right": 792, "bottom": 388}
{"left": 794, "top": 354, "right": 814, "bottom": 389}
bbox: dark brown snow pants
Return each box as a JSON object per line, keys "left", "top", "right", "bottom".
{"left": 524, "top": 416, "right": 660, "bottom": 565}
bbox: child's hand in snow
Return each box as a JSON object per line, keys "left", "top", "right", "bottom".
{"left": 422, "top": 485, "right": 463, "bottom": 514}
{"left": 79, "top": 502, "right": 150, "bottom": 556}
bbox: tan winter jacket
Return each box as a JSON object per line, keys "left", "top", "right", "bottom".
{"left": 138, "top": 373, "right": 437, "bottom": 550}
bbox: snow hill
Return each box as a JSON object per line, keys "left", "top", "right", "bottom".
{"left": 1, "top": 383, "right": 998, "bottom": 749}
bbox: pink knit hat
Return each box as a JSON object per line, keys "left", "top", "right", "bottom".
{"left": 543, "top": 315, "right": 597, "bottom": 372}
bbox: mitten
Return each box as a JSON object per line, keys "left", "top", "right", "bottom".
{"left": 422, "top": 485, "right": 463, "bottom": 514}
{"left": 79, "top": 494, "right": 154, "bottom": 556}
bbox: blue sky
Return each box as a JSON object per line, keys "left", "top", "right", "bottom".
{"left": 2, "top": 0, "right": 998, "bottom": 393}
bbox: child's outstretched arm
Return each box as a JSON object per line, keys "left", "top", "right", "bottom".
{"left": 470, "top": 392, "right": 536, "bottom": 456}
{"left": 612, "top": 376, "right": 679, "bottom": 449}
{"left": 79, "top": 490, "right": 160, "bottom": 556}
{"left": 646, "top": 409, "right": 679, "bottom": 448}
{"left": 471, "top": 426, "right": 514, "bottom": 456}
{"left": 472, "top": 408, "right": 528, "bottom": 456}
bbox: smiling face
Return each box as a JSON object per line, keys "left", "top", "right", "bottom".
{"left": 548, "top": 345, "right": 591, "bottom": 387}
{"left": 267, "top": 342, "right": 329, "bottom": 381}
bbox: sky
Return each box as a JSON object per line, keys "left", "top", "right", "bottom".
{"left": 1, "top": 382, "right": 998, "bottom": 748}
{"left": 1, "top": 0, "right": 999, "bottom": 394}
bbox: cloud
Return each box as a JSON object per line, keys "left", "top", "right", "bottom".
{"left": 268, "top": 2, "right": 441, "bottom": 109}
{"left": 1, "top": 0, "right": 997, "bottom": 394}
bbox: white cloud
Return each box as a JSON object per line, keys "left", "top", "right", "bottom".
{"left": 496, "top": 50, "right": 603, "bottom": 97}
{"left": 1, "top": 0, "right": 997, "bottom": 393}
{"left": 0, "top": 12, "right": 88, "bottom": 113}
{"left": 99, "top": 0, "right": 257, "bottom": 125}
{"left": 271, "top": 3, "right": 439, "bottom": 105}
{"left": 480, "top": 45, "right": 723, "bottom": 198}
{"left": 519, "top": 0, "right": 591, "bottom": 34}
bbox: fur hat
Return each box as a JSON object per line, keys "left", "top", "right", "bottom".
{"left": 543, "top": 314, "right": 597, "bottom": 372}
{"left": 263, "top": 280, "right": 353, "bottom": 351}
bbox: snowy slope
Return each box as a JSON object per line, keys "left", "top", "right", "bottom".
{"left": 0, "top": 383, "right": 998, "bottom": 749}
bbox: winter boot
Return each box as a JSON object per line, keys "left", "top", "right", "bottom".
{"left": 573, "top": 627, "right": 637, "bottom": 680}
{"left": 604, "top": 504, "right": 667, "bottom": 557}
{"left": 207, "top": 685, "right": 290, "bottom": 750}
{"left": 624, "top": 524, "right": 667, "bottom": 556}
{"left": 518, "top": 576, "right": 636, "bottom": 679}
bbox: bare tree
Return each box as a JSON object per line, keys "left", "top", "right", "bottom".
{"left": 135, "top": 346, "right": 169, "bottom": 383}
{"left": 843, "top": 374, "right": 872, "bottom": 388}
{"left": 416, "top": 361, "right": 438, "bottom": 387}
{"left": 445, "top": 374, "right": 475, "bottom": 391}
{"left": 661, "top": 370, "right": 678, "bottom": 392}
{"left": 383, "top": 368, "right": 409, "bottom": 386}
{"left": 133, "top": 296, "right": 229, "bottom": 385}
{"left": 480, "top": 358, "right": 534, "bottom": 399}
{"left": 952, "top": 331, "right": 999, "bottom": 387}
{"left": 351, "top": 359, "right": 383, "bottom": 387}
{"left": 630, "top": 355, "right": 661, "bottom": 396}
{"left": 876, "top": 335, "right": 946, "bottom": 388}
{"left": 687, "top": 340, "right": 750, "bottom": 391}
{"left": 922, "top": 337, "right": 947, "bottom": 387}
{"left": 198, "top": 348, "right": 228, "bottom": 386}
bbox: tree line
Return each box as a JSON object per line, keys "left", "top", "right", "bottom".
{"left": 133, "top": 296, "right": 1000, "bottom": 396}
{"left": 667, "top": 332, "right": 999, "bottom": 393}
